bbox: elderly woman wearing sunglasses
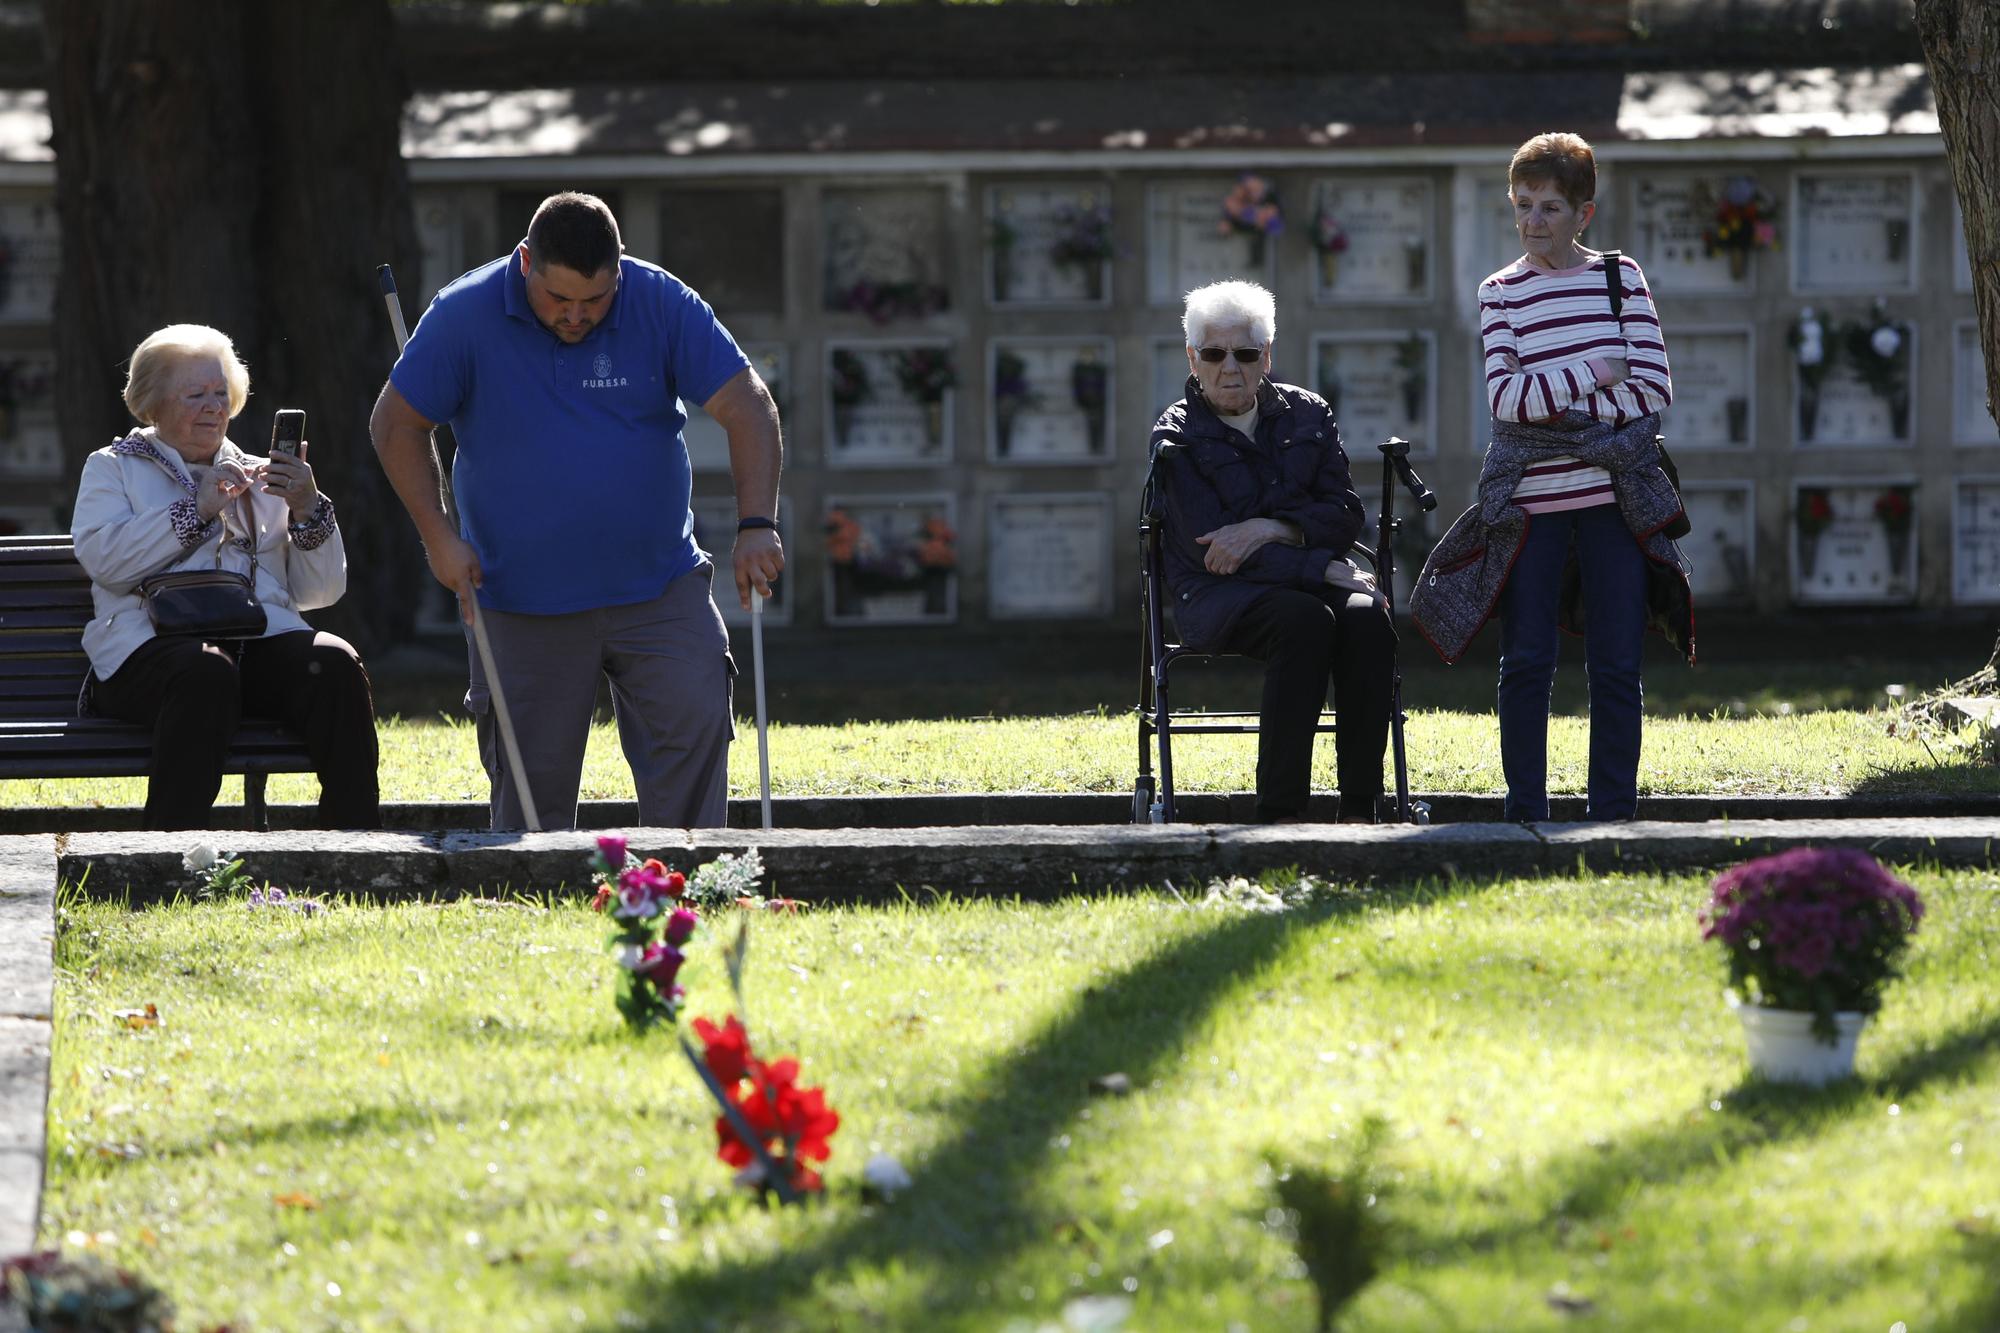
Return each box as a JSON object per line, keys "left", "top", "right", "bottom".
{"left": 1149, "top": 279, "right": 1395, "bottom": 824}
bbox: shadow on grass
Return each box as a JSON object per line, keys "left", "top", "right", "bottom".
{"left": 1406, "top": 1009, "right": 2000, "bottom": 1320}
{"left": 1846, "top": 754, "right": 2000, "bottom": 800}
{"left": 594, "top": 888, "right": 1424, "bottom": 1330}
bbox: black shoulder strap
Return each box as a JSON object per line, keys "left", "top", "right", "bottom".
{"left": 1602, "top": 249, "right": 1623, "bottom": 319}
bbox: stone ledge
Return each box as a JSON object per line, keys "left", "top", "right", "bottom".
{"left": 40, "top": 818, "right": 2000, "bottom": 906}
{"left": 7, "top": 791, "right": 2000, "bottom": 835}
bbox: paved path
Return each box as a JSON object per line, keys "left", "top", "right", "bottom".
{"left": 4, "top": 817, "right": 1998, "bottom": 1264}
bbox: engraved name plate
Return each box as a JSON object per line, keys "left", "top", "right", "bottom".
{"left": 1954, "top": 322, "right": 1999, "bottom": 445}
{"left": 1310, "top": 179, "right": 1433, "bottom": 303}
{"left": 990, "top": 339, "right": 1115, "bottom": 464}
{"left": 1680, "top": 485, "right": 1755, "bottom": 603}
{"left": 1146, "top": 181, "right": 1270, "bottom": 305}
{"left": 1633, "top": 175, "right": 1754, "bottom": 294}
{"left": 1794, "top": 483, "right": 1915, "bottom": 604}
{"left": 1663, "top": 328, "right": 1754, "bottom": 447}
{"left": 1953, "top": 481, "right": 2000, "bottom": 604}
{"left": 988, "top": 183, "right": 1113, "bottom": 307}
{"left": 1795, "top": 173, "right": 1915, "bottom": 292}
{"left": 987, "top": 493, "right": 1112, "bottom": 619}
{"left": 825, "top": 343, "right": 956, "bottom": 467}
{"left": 1313, "top": 334, "right": 1432, "bottom": 455}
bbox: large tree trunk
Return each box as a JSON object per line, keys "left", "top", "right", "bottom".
{"left": 1917, "top": 0, "right": 2000, "bottom": 434}
{"left": 1916, "top": 0, "right": 2000, "bottom": 673}
{"left": 45, "top": 1, "right": 422, "bottom": 653}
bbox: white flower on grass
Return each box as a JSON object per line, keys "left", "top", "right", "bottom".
{"left": 612, "top": 943, "right": 644, "bottom": 971}
{"left": 686, "top": 849, "right": 767, "bottom": 906}
{"left": 183, "top": 843, "right": 223, "bottom": 875}
{"left": 1197, "top": 873, "right": 1328, "bottom": 914}
{"left": 861, "top": 1153, "right": 912, "bottom": 1201}
{"left": 1871, "top": 323, "right": 1902, "bottom": 359}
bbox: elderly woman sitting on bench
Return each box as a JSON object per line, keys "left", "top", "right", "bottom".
{"left": 70, "top": 324, "right": 379, "bottom": 830}
{"left": 1150, "top": 280, "right": 1395, "bottom": 824}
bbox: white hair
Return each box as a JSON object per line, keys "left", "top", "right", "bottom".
{"left": 124, "top": 324, "right": 251, "bottom": 424}
{"left": 1182, "top": 280, "right": 1276, "bottom": 349}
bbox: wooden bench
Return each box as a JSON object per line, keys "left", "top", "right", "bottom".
{"left": 0, "top": 533, "right": 313, "bottom": 830}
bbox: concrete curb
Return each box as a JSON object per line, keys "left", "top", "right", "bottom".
{"left": 5, "top": 790, "right": 2000, "bottom": 835}
{"left": 0, "top": 836, "right": 54, "bottom": 1262}
{"left": 39, "top": 817, "right": 2000, "bottom": 904}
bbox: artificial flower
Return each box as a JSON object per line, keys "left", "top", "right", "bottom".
{"left": 664, "top": 907, "right": 698, "bottom": 947}
{"left": 694, "top": 1015, "right": 753, "bottom": 1084}
{"left": 636, "top": 942, "right": 685, "bottom": 990}
{"left": 596, "top": 834, "right": 629, "bottom": 867}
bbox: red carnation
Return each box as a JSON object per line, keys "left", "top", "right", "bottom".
{"left": 693, "top": 1015, "right": 753, "bottom": 1085}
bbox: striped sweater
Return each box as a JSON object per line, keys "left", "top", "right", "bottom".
{"left": 1478, "top": 252, "right": 1673, "bottom": 514}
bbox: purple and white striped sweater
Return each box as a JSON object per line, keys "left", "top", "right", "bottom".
{"left": 1479, "top": 253, "right": 1673, "bottom": 514}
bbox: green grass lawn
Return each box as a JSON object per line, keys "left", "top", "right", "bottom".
{"left": 4, "top": 703, "right": 1992, "bottom": 814}
{"left": 40, "top": 868, "right": 2000, "bottom": 1331}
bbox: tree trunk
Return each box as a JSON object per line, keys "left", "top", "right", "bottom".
{"left": 46, "top": 0, "right": 422, "bottom": 653}
{"left": 1915, "top": 0, "right": 2000, "bottom": 672}
{"left": 1917, "top": 0, "right": 2000, "bottom": 442}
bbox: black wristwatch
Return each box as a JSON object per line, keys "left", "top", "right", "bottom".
{"left": 737, "top": 516, "right": 779, "bottom": 535}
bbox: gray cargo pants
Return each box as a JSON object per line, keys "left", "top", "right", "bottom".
{"left": 465, "top": 563, "right": 734, "bottom": 830}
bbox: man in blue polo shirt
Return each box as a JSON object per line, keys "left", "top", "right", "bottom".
{"left": 370, "top": 192, "right": 783, "bottom": 830}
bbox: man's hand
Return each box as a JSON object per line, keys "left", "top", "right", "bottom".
{"left": 1195, "top": 517, "right": 1297, "bottom": 575}
{"left": 260, "top": 441, "right": 321, "bottom": 518}
{"left": 195, "top": 458, "right": 256, "bottom": 522}
{"left": 733, "top": 526, "right": 784, "bottom": 609}
{"left": 425, "top": 531, "right": 484, "bottom": 625}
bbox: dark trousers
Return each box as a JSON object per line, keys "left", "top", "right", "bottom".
{"left": 1497, "top": 505, "right": 1647, "bottom": 822}
{"left": 1220, "top": 586, "right": 1396, "bottom": 821}
{"left": 91, "top": 630, "right": 381, "bottom": 830}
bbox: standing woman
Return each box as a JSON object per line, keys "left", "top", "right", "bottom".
{"left": 1412, "top": 132, "right": 1692, "bottom": 822}
{"left": 71, "top": 324, "right": 380, "bottom": 830}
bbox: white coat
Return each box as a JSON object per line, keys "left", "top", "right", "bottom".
{"left": 70, "top": 428, "right": 347, "bottom": 679}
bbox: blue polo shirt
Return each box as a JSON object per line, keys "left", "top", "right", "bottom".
{"left": 390, "top": 250, "right": 749, "bottom": 614}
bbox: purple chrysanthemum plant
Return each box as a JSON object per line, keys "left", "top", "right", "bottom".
{"left": 1700, "top": 847, "right": 1923, "bottom": 1042}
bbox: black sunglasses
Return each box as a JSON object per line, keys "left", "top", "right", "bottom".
{"left": 1196, "top": 347, "right": 1264, "bottom": 364}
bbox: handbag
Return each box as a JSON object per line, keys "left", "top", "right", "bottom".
{"left": 137, "top": 496, "right": 268, "bottom": 639}
{"left": 1604, "top": 250, "right": 1691, "bottom": 540}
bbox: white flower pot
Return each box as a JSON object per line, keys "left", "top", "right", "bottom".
{"left": 1732, "top": 1002, "right": 1867, "bottom": 1086}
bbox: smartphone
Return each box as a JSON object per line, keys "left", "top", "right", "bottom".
{"left": 270, "top": 409, "right": 306, "bottom": 458}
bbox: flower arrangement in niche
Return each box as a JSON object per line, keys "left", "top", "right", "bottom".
{"left": 1221, "top": 173, "right": 1283, "bottom": 265}
{"left": 830, "top": 277, "right": 949, "bottom": 325}
{"left": 992, "top": 350, "right": 1037, "bottom": 456}
{"left": 1700, "top": 846, "right": 1923, "bottom": 1041}
{"left": 1796, "top": 488, "right": 1834, "bottom": 539}
{"left": 1795, "top": 487, "right": 1834, "bottom": 580}
{"left": 1788, "top": 307, "right": 1832, "bottom": 440}
{"left": 1874, "top": 485, "right": 1915, "bottom": 578}
{"left": 1699, "top": 176, "right": 1779, "bottom": 277}
{"left": 587, "top": 834, "right": 697, "bottom": 1033}
{"left": 1393, "top": 334, "right": 1428, "bottom": 423}
{"left": 917, "top": 515, "right": 957, "bottom": 570}
{"left": 681, "top": 918, "right": 841, "bottom": 1203}
{"left": 988, "top": 210, "right": 1018, "bottom": 301}
{"left": 1309, "top": 202, "right": 1350, "bottom": 286}
{"left": 828, "top": 350, "right": 871, "bottom": 408}
{"left": 1841, "top": 300, "right": 1912, "bottom": 436}
{"left": 1051, "top": 201, "right": 1114, "bottom": 299}
{"left": 894, "top": 348, "right": 957, "bottom": 449}
{"left": 892, "top": 348, "right": 957, "bottom": 404}
{"left": 1070, "top": 351, "right": 1109, "bottom": 452}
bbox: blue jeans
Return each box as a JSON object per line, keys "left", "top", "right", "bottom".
{"left": 1497, "top": 505, "right": 1646, "bottom": 822}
